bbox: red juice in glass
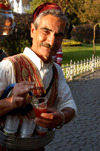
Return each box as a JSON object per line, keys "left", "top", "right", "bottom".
{"left": 33, "top": 106, "right": 47, "bottom": 118}
{"left": 33, "top": 97, "right": 48, "bottom": 136}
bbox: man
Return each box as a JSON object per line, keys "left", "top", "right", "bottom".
{"left": 0, "top": 2, "right": 77, "bottom": 151}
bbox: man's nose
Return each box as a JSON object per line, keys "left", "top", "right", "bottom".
{"left": 47, "top": 34, "right": 56, "bottom": 46}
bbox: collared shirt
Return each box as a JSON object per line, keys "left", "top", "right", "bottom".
{"left": 0, "top": 47, "right": 77, "bottom": 115}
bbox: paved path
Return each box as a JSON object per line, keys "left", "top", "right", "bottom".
{"left": 45, "top": 69, "right": 100, "bottom": 151}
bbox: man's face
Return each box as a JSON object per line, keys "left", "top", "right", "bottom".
{"left": 31, "top": 14, "right": 66, "bottom": 63}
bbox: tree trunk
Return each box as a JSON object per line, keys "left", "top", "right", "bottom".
{"left": 93, "top": 23, "right": 100, "bottom": 57}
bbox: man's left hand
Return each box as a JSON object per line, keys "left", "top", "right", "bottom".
{"left": 34, "top": 107, "right": 75, "bottom": 129}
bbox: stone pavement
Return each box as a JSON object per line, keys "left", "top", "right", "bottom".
{"left": 44, "top": 69, "right": 100, "bottom": 151}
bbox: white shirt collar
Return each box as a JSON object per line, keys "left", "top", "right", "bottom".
{"left": 23, "top": 47, "right": 53, "bottom": 71}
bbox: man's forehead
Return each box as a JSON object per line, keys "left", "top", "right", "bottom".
{"left": 39, "top": 15, "right": 66, "bottom": 29}
{"left": 40, "top": 14, "right": 64, "bottom": 25}
{"left": 39, "top": 20, "right": 66, "bottom": 36}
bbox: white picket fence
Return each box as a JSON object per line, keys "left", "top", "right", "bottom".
{"left": 61, "top": 55, "right": 100, "bottom": 80}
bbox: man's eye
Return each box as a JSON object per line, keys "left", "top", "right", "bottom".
{"left": 43, "top": 30, "right": 49, "bottom": 34}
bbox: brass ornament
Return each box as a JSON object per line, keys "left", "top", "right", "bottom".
{"left": 0, "top": 0, "right": 10, "bottom": 7}
{"left": 0, "top": 0, "right": 15, "bottom": 41}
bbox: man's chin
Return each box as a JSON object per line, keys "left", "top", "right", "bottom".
{"left": 42, "top": 55, "right": 51, "bottom": 63}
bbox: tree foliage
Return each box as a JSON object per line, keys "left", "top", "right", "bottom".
{"left": 25, "top": 0, "right": 70, "bottom": 14}
{"left": 49, "top": 0, "right": 70, "bottom": 13}
{"left": 25, "top": 0, "right": 50, "bottom": 13}
{"left": 0, "top": 13, "right": 32, "bottom": 56}
{"left": 70, "top": 24, "right": 100, "bottom": 43}
{"left": 16, "top": 0, "right": 32, "bottom": 6}
{"left": 68, "top": 0, "right": 100, "bottom": 56}
{"left": 69, "top": 0, "right": 100, "bottom": 25}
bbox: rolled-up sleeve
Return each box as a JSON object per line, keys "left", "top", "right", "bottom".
{"left": 0, "top": 60, "right": 16, "bottom": 97}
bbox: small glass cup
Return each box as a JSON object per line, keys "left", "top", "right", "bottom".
{"left": 35, "top": 124, "right": 48, "bottom": 136}
{"left": 4, "top": 115, "right": 20, "bottom": 134}
{"left": 20, "top": 118, "right": 36, "bottom": 137}
{"left": 32, "top": 97, "right": 47, "bottom": 118}
{"left": 32, "top": 97, "right": 48, "bottom": 135}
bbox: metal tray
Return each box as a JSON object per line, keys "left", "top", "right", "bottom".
{"left": 0, "top": 126, "right": 55, "bottom": 150}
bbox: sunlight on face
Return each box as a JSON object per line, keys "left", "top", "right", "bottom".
{"left": 31, "top": 14, "right": 66, "bottom": 63}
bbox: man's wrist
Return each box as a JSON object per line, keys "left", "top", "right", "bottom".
{"left": 56, "top": 111, "right": 65, "bottom": 129}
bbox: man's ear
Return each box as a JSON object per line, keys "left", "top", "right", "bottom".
{"left": 30, "top": 23, "right": 35, "bottom": 38}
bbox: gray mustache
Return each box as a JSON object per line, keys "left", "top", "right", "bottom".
{"left": 40, "top": 42, "right": 55, "bottom": 50}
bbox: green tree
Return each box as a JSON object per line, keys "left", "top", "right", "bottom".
{"left": 68, "top": 0, "right": 100, "bottom": 56}
{"left": 25, "top": 0, "right": 50, "bottom": 13}
{"left": 49, "top": 0, "right": 70, "bottom": 13}
{"left": 25, "top": 0, "right": 70, "bottom": 14}
{"left": 16, "top": 0, "right": 32, "bottom": 6}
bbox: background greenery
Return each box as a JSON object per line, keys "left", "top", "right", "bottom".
{"left": 0, "top": 13, "right": 32, "bottom": 56}
{"left": 0, "top": 13, "right": 100, "bottom": 57}
{"left": 62, "top": 44, "right": 100, "bottom": 65}
{"left": 0, "top": 0, "right": 100, "bottom": 64}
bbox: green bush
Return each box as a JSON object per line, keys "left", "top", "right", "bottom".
{"left": 0, "top": 13, "right": 33, "bottom": 56}
{"left": 70, "top": 24, "right": 100, "bottom": 44}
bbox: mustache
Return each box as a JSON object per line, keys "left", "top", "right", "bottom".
{"left": 40, "top": 42, "right": 55, "bottom": 50}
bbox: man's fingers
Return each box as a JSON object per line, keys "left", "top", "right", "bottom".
{"left": 41, "top": 113, "right": 54, "bottom": 120}
{"left": 47, "top": 107, "right": 57, "bottom": 113}
{"left": 17, "top": 81, "right": 35, "bottom": 86}
{"left": 13, "top": 82, "right": 35, "bottom": 96}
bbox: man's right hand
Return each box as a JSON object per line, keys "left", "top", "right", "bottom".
{"left": 11, "top": 81, "right": 35, "bottom": 109}
{"left": 0, "top": 81, "right": 35, "bottom": 117}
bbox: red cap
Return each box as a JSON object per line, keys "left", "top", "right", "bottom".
{"left": 0, "top": 3, "right": 11, "bottom": 10}
{"left": 33, "top": 2, "right": 62, "bottom": 22}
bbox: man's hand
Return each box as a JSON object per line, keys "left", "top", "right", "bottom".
{"left": 34, "top": 107, "right": 62, "bottom": 129}
{"left": 34, "top": 107, "right": 75, "bottom": 129}
{"left": 11, "top": 81, "right": 35, "bottom": 109}
{"left": 0, "top": 81, "right": 35, "bottom": 117}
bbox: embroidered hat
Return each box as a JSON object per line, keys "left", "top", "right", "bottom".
{"left": 33, "top": 2, "right": 62, "bottom": 23}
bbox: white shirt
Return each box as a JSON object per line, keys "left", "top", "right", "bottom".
{"left": 0, "top": 47, "right": 77, "bottom": 115}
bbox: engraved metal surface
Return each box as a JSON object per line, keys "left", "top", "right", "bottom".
{"left": 0, "top": 0, "right": 15, "bottom": 41}
{"left": 0, "top": 126, "right": 55, "bottom": 150}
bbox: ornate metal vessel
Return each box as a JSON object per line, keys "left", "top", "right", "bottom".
{"left": 0, "top": 84, "right": 55, "bottom": 150}
{"left": 0, "top": 125, "right": 55, "bottom": 150}
{"left": 0, "top": 0, "right": 15, "bottom": 41}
